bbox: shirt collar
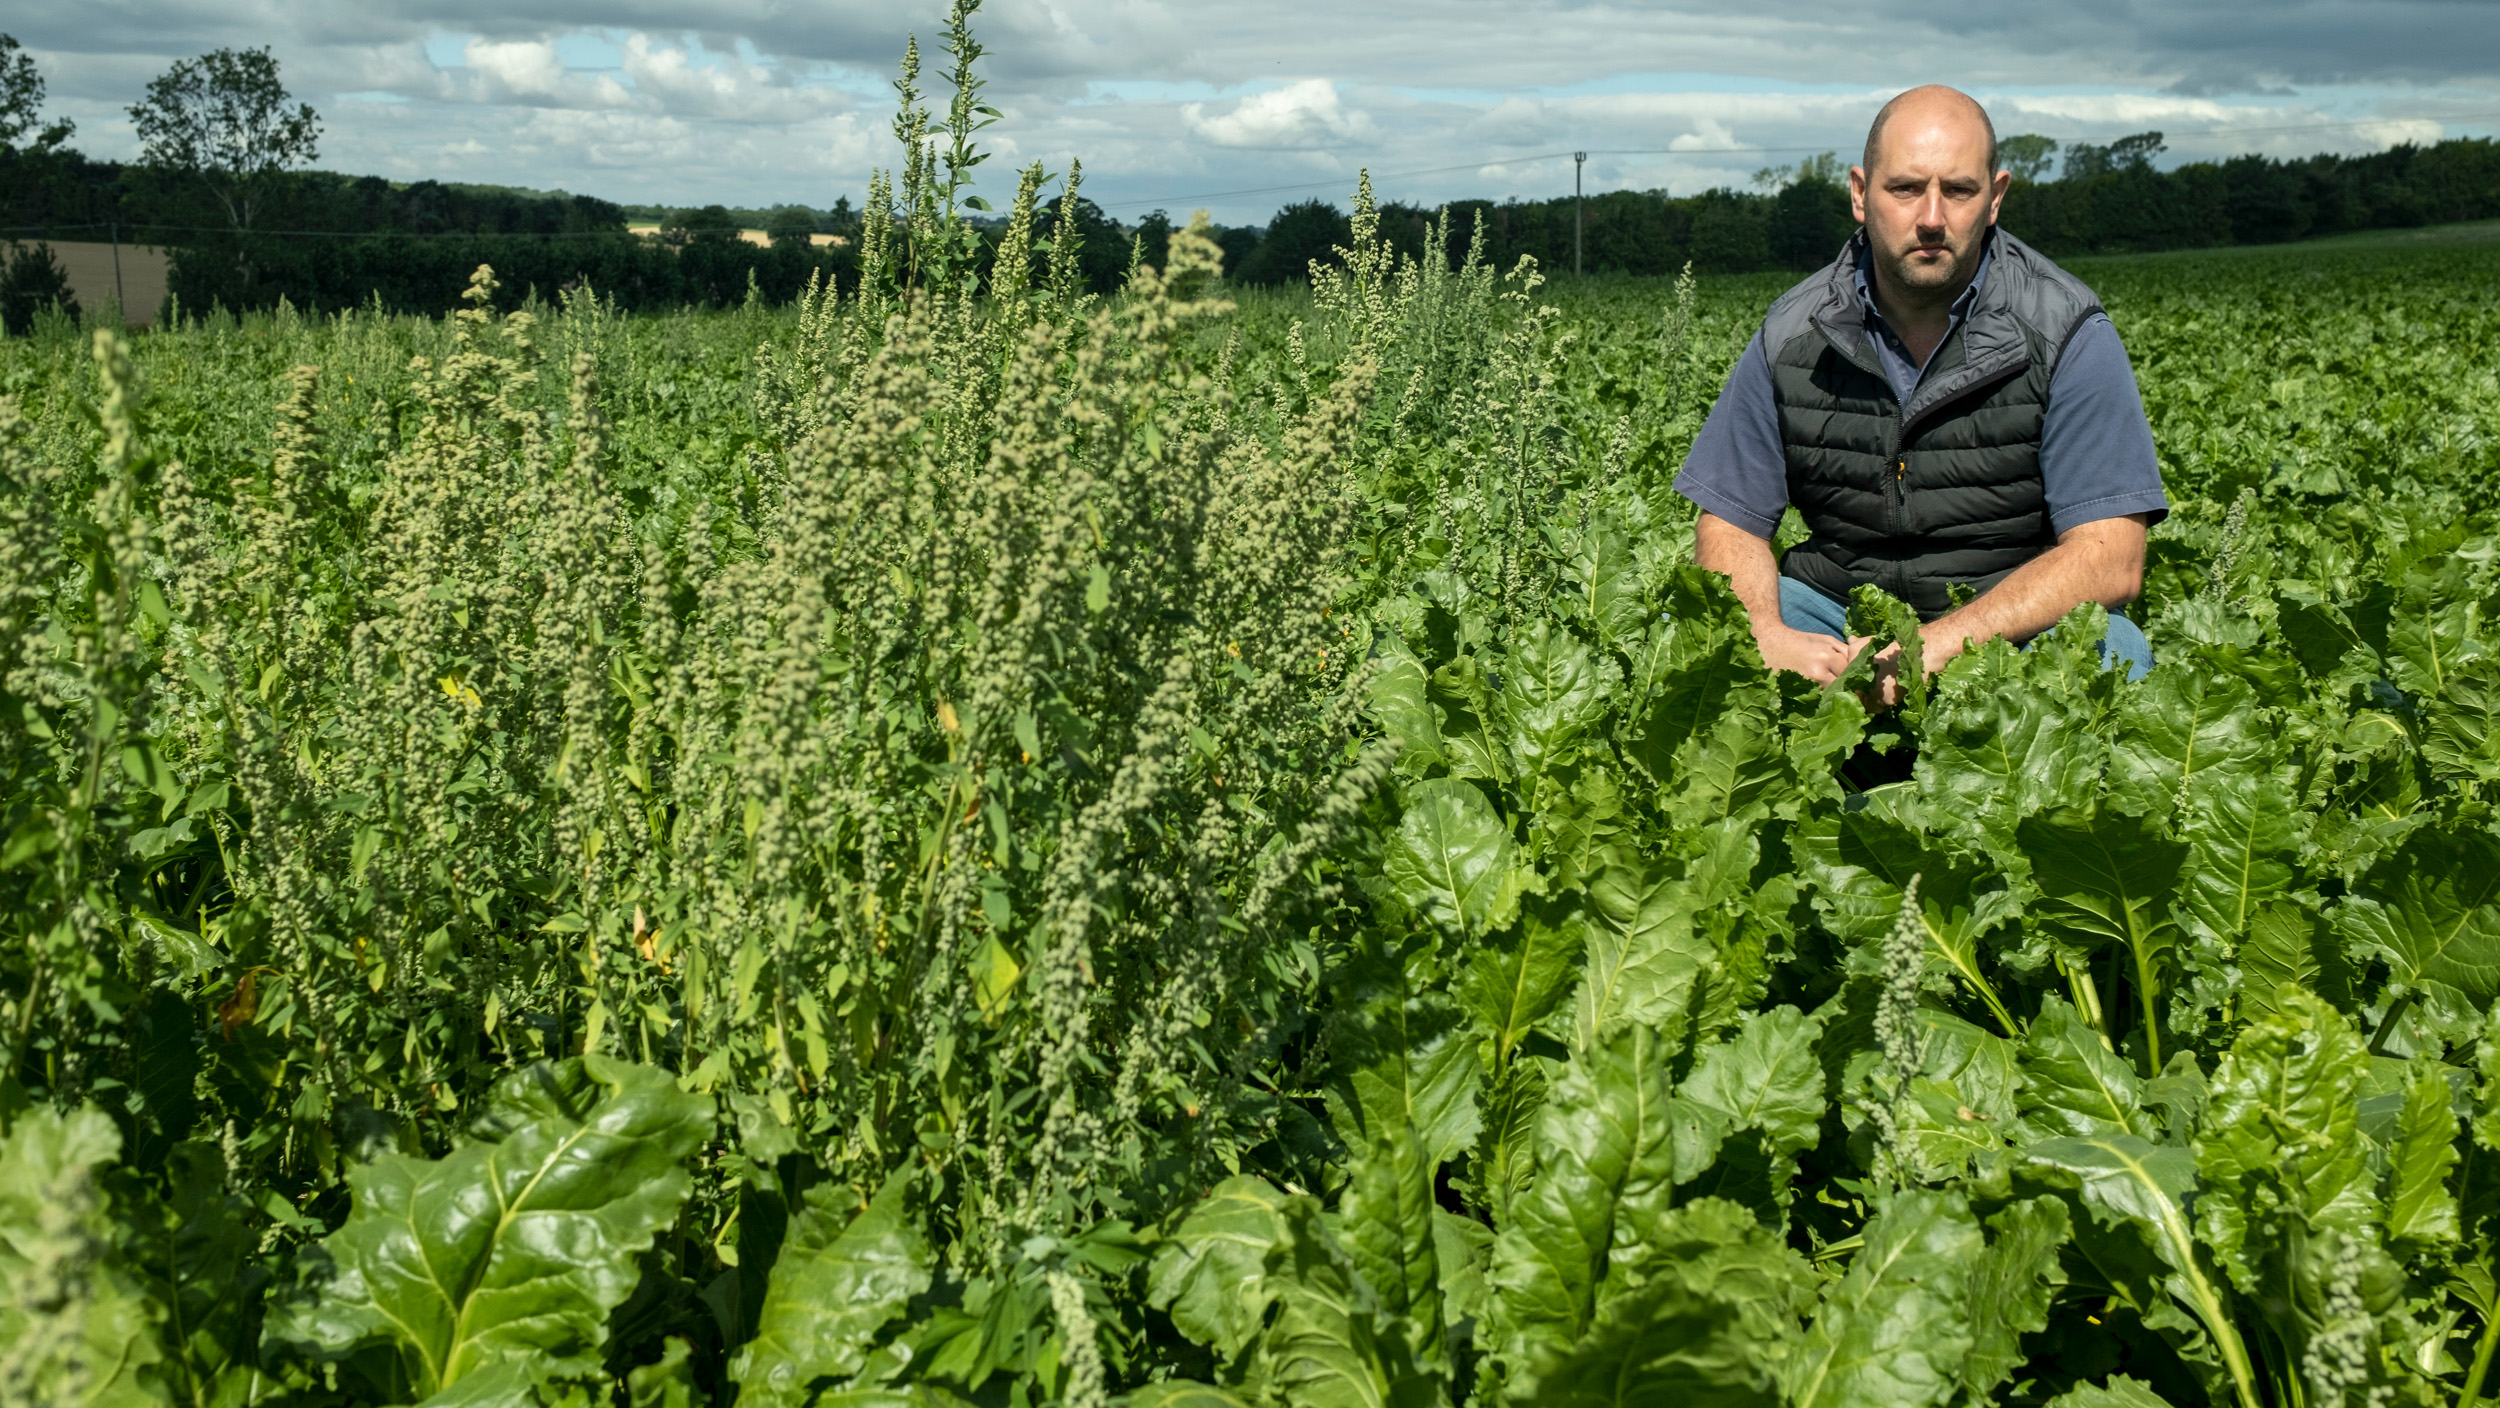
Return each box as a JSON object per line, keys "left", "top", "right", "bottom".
{"left": 1852, "top": 228, "right": 1995, "bottom": 328}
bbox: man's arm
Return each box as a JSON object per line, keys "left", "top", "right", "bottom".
{"left": 1695, "top": 512, "right": 1860, "bottom": 685}
{"left": 1911, "top": 511, "right": 2152, "bottom": 671}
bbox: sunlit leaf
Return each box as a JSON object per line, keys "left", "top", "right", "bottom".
{"left": 734, "top": 1171, "right": 933, "bottom": 1407}
{"left": 1782, "top": 1190, "right": 1983, "bottom": 1408}
{"left": 271, "top": 1057, "right": 709, "bottom": 1399}
{"left": 1383, "top": 777, "right": 1524, "bottom": 940}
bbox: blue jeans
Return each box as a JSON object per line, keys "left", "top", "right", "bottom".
{"left": 1778, "top": 577, "right": 2152, "bottom": 681}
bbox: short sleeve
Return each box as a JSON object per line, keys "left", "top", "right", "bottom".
{"left": 2039, "top": 314, "right": 2169, "bottom": 533}
{"left": 1673, "top": 331, "right": 1789, "bottom": 539}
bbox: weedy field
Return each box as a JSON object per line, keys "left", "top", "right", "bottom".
{"left": 6, "top": 28, "right": 2500, "bottom": 1408}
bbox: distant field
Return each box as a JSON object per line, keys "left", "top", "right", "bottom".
{"left": 2062, "top": 215, "right": 2500, "bottom": 266}
{"left": 622, "top": 219, "right": 846, "bottom": 247}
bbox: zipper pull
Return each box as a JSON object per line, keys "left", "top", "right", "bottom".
{"left": 1895, "top": 458, "right": 1906, "bottom": 481}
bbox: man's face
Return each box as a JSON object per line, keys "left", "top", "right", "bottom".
{"left": 1848, "top": 107, "right": 2010, "bottom": 298}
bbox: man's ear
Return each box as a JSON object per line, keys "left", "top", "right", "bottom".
{"left": 1849, "top": 165, "right": 1870, "bottom": 224}
{"left": 1986, "top": 167, "right": 2011, "bottom": 226}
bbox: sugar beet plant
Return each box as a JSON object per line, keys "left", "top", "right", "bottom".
{"left": 13, "top": 13, "right": 2500, "bottom": 1408}
{"left": 1122, "top": 237, "right": 2500, "bottom": 1408}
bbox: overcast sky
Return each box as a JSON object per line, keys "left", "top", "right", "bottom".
{"left": 14, "top": 1, "right": 2500, "bottom": 225}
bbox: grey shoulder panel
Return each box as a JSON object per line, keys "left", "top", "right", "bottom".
{"left": 1758, "top": 249, "right": 1854, "bottom": 366}
{"left": 1986, "top": 229, "right": 2106, "bottom": 367}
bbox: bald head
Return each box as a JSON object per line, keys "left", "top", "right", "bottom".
{"left": 1863, "top": 86, "right": 1998, "bottom": 178}
{"left": 1849, "top": 84, "right": 2009, "bottom": 309}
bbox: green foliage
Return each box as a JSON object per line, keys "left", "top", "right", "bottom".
{"left": 0, "top": 32, "right": 76, "bottom": 156}
{"left": 9, "top": 16, "right": 2500, "bottom": 1406}
{"left": 0, "top": 1107, "right": 162, "bottom": 1406}
{"left": 1230, "top": 199, "right": 1355, "bottom": 286}
{"left": 267, "top": 1057, "right": 710, "bottom": 1400}
{"left": 734, "top": 1171, "right": 932, "bottom": 1406}
{"left": 0, "top": 239, "right": 77, "bottom": 336}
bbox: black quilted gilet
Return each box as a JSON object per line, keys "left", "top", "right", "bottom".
{"left": 1759, "top": 228, "right": 2104, "bottom": 621}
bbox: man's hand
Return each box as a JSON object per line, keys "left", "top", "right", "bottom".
{"left": 1864, "top": 638, "right": 1930, "bottom": 707}
{"left": 1693, "top": 512, "right": 1869, "bottom": 686}
{"left": 1759, "top": 623, "right": 1863, "bottom": 686}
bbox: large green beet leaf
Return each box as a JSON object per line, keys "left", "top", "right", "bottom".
{"left": 2195, "top": 990, "right": 2373, "bottom": 1290}
{"left": 1781, "top": 1190, "right": 1982, "bottom": 1408}
{"left": 2340, "top": 826, "right": 2500, "bottom": 1036}
{"left": 1488, "top": 1025, "right": 1678, "bottom": 1386}
{"left": 1538, "top": 1199, "right": 1809, "bottom": 1408}
{"left": 1384, "top": 776, "right": 1524, "bottom": 940}
{"left": 1147, "top": 1176, "right": 1297, "bottom": 1358}
{"left": 734, "top": 1170, "right": 933, "bottom": 1407}
{"left": 270, "top": 1055, "right": 710, "bottom": 1399}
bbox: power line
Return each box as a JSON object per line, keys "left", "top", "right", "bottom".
{"left": 1096, "top": 106, "right": 2500, "bottom": 212}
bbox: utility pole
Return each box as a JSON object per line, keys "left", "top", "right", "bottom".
{"left": 1573, "top": 151, "right": 1587, "bottom": 276}
{"left": 110, "top": 222, "right": 126, "bottom": 325}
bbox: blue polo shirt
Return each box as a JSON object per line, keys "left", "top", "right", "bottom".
{"left": 1674, "top": 232, "right": 2168, "bottom": 542}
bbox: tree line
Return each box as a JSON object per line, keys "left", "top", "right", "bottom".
{"left": 0, "top": 36, "right": 879, "bottom": 321}
{"left": 3, "top": 27, "right": 2497, "bottom": 325}
{"left": 1220, "top": 131, "right": 2500, "bottom": 285}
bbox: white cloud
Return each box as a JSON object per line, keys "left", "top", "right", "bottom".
{"left": 1994, "top": 93, "right": 2279, "bottom": 127}
{"left": 2348, "top": 118, "right": 2447, "bottom": 147}
{"left": 618, "top": 34, "right": 815, "bottom": 120}
{"left": 1669, "top": 117, "right": 1743, "bottom": 152}
{"left": 1183, "top": 80, "right": 1375, "bottom": 149}
{"left": 463, "top": 39, "right": 570, "bottom": 100}
{"left": 5, "top": 0, "right": 2495, "bottom": 216}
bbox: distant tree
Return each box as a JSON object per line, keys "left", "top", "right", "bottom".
{"left": 2109, "top": 132, "right": 2167, "bottom": 171}
{"left": 2064, "top": 131, "right": 2165, "bottom": 181}
{"left": 399, "top": 179, "right": 452, "bottom": 234}
{"left": 1770, "top": 171, "right": 1853, "bottom": 269}
{"left": 1688, "top": 198, "right": 1770, "bottom": 274}
{"left": 2218, "top": 154, "right": 2311, "bottom": 244}
{"left": 1755, "top": 151, "right": 1843, "bottom": 191}
{"left": 1036, "top": 193, "right": 1127, "bottom": 294}
{"left": 766, "top": 206, "right": 818, "bottom": 248}
{"left": 1233, "top": 199, "right": 1353, "bottom": 285}
{"left": 129, "top": 47, "right": 320, "bottom": 231}
{"left": 0, "top": 35, "right": 74, "bottom": 156}
{"left": 0, "top": 241, "right": 79, "bottom": 334}
{"left": 1214, "top": 226, "right": 1261, "bottom": 277}
{"left": 670, "top": 204, "right": 740, "bottom": 245}
{"left": 1999, "top": 134, "right": 2059, "bottom": 183}
{"left": 1133, "top": 209, "right": 1173, "bottom": 271}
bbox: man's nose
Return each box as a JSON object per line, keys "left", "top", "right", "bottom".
{"left": 1917, "top": 186, "right": 1947, "bottom": 229}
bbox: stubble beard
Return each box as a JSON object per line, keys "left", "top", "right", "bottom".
{"left": 1881, "top": 229, "right": 1980, "bottom": 298}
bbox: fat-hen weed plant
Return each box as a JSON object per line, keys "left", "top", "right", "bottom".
{"left": 10, "top": 14, "right": 2500, "bottom": 1408}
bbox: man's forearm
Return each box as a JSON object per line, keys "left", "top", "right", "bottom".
{"left": 1694, "top": 512, "right": 1786, "bottom": 628}
{"left": 1923, "top": 513, "right": 2150, "bottom": 664}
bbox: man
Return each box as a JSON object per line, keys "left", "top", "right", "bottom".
{"left": 1676, "top": 85, "right": 2166, "bottom": 694}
